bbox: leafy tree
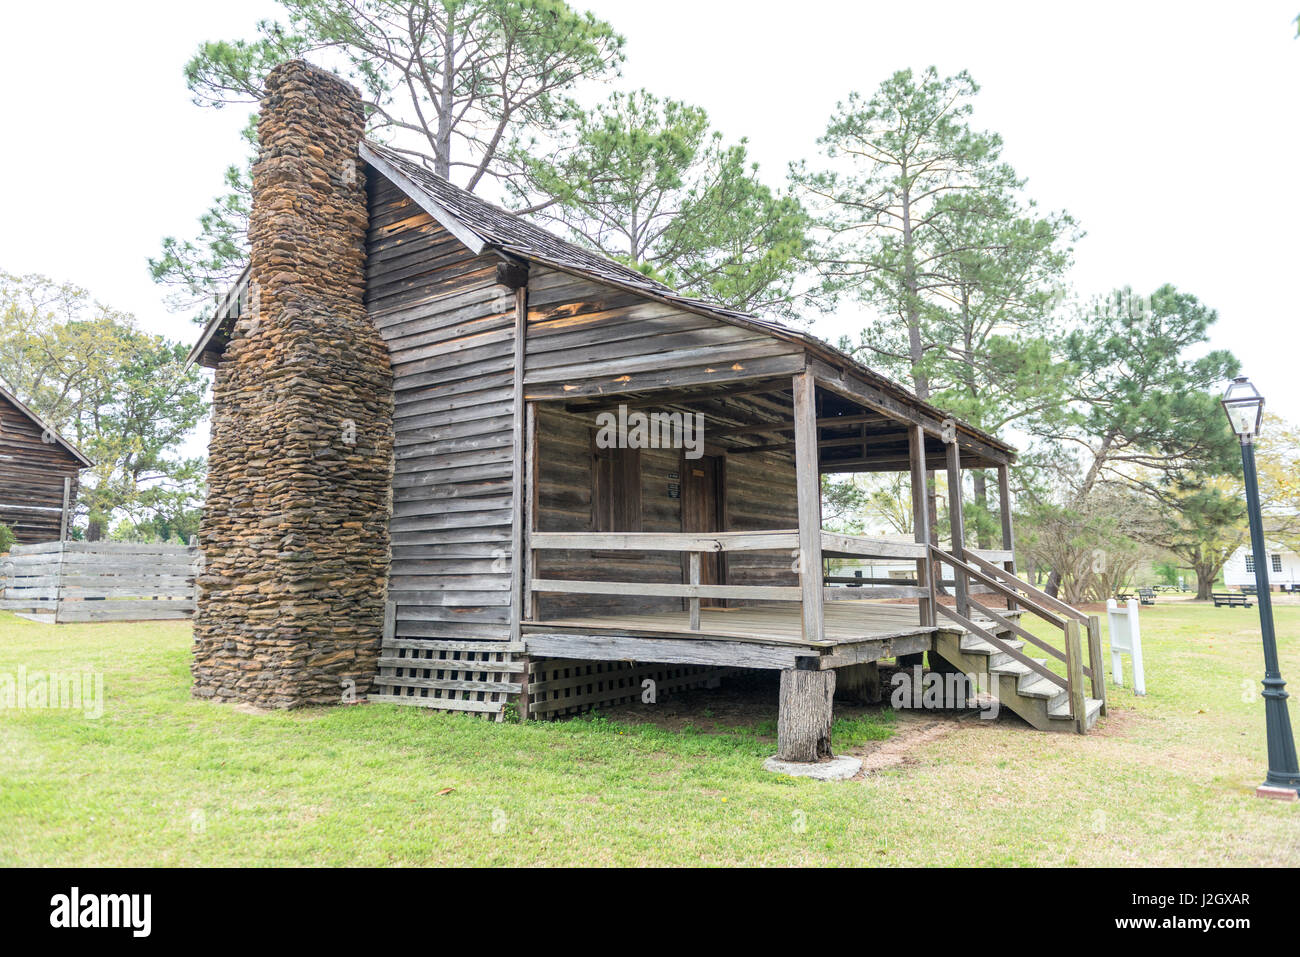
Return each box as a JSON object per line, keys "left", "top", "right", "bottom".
{"left": 1143, "top": 416, "right": 1300, "bottom": 599}
{"left": 1254, "top": 415, "right": 1300, "bottom": 551}
{"left": 1018, "top": 487, "right": 1161, "bottom": 604}
{"left": 1032, "top": 285, "right": 1240, "bottom": 595}
{"left": 156, "top": 0, "right": 625, "bottom": 315}
{"left": 0, "top": 523, "right": 14, "bottom": 553}
{"left": 793, "top": 67, "right": 1023, "bottom": 401}
{"left": 0, "top": 272, "right": 209, "bottom": 540}
{"left": 822, "top": 473, "right": 913, "bottom": 536}
{"left": 1040, "top": 286, "right": 1240, "bottom": 504}
{"left": 793, "top": 68, "right": 1073, "bottom": 555}
{"left": 1152, "top": 480, "right": 1247, "bottom": 600}
{"left": 506, "top": 90, "right": 809, "bottom": 318}
{"left": 926, "top": 193, "right": 1078, "bottom": 544}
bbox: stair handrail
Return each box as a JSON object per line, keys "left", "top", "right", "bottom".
{"left": 933, "top": 602, "right": 1066, "bottom": 690}
{"left": 961, "top": 550, "right": 1086, "bottom": 623}
{"left": 949, "top": 548, "right": 1107, "bottom": 715}
{"left": 930, "top": 545, "right": 1099, "bottom": 733}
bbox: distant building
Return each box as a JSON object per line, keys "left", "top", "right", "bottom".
{"left": 1223, "top": 541, "right": 1300, "bottom": 593}
{"left": 0, "top": 384, "right": 92, "bottom": 544}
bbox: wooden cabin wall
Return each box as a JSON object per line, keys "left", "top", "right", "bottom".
{"left": 366, "top": 174, "right": 518, "bottom": 641}
{"left": 534, "top": 408, "right": 800, "bottom": 619}
{"left": 365, "top": 185, "right": 808, "bottom": 635}
{"left": 522, "top": 266, "right": 807, "bottom": 620}
{"left": 534, "top": 406, "right": 682, "bottom": 619}
{"left": 0, "top": 394, "right": 80, "bottom": 543}
{"left": 723, "top": 451, "right": 800, "bottom": 594}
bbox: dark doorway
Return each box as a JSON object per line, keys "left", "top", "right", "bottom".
{"left": 682, "top": 453, "right": 726, "bottom": 606}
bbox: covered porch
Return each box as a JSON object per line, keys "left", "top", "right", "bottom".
{"left": 501, "top": 351, "right": 1102, "bottom": 754}
{"left": 517, "top": 357, "right": 1022, "bottom": 648}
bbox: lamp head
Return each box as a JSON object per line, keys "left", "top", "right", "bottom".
{"left": 1222, "top": 376, "right": 1264, "bottom": 441}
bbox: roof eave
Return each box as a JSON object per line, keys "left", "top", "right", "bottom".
{"left": 0, "top": 383, "right": 94, "bottom": 469}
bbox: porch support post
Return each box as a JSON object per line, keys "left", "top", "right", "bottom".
{"left": 793, "top": 371, "right": 824, "bottom": 642}
{"left": 835, "top": 661, "right": 882, "bottom": 705}
{"left": 776, "top": 664, "right": 836, "bottom": 762}
{"left": 509, "top": 281, "right": 528, "bottom": 642}
{"left": 909, "top": 424, "right": 933, "bottom": 628}
{"left": 997, "top": 464, "right": 1017, "bottom": 612}
{"left": 946, "top": 439, "right": 969, "bottom": 618}
{"left": 59, "top": 476, "right": 71, "bottom": 543}
{"left": 522, "top": 400, "right": 537, "bottom": 625}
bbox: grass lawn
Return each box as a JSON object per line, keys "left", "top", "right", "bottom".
{"left": 1, "top": 602, "right": 1298, "bottom": 866}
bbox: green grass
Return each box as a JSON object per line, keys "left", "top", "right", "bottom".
{"left": 1, "top": 603, "right": 1298, "bottom": 866}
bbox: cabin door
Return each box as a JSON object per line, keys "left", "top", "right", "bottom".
{"left": 682, "top": 454, "right": 725, "bottom": 607}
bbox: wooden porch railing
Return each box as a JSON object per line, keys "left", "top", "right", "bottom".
{"left": 526, "top": 531, "right": 1101, "bottom": 731}
{"left": 528, "top": 530, "right": 944, "bottom": 630}
{"left": 929, "top": 545, "right": 1106, "bottom": 733}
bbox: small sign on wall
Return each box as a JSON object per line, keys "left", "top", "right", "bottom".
{"left": 667, "top": 471, "right": 680, "bottom": 499}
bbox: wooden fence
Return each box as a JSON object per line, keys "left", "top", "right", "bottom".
{"left": 0, "top": 541, "right": 201, "bottom": 623}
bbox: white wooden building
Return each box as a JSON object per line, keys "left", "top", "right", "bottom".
{"left": 1223, "top": 542, "right": 1300, "bottom": 592}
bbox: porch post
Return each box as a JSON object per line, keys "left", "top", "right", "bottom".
{"left": 509, "top": 281, "right": 528, "bottom": 642}
{"left": 792, "top": 371, "right": 824, "bottom": 642}
{"left": 909, "top": 425, "right": 933, "bottom": 627}
{"left": 59, "top": 476, "right": 71, "bottom": 543}
{"left": 997, "top": 464, "right": 1017, "bottom": 612}
{"left": 946, "top": 439, "right": 969, "bottom": 618}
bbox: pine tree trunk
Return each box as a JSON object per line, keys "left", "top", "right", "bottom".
{"left": 973, "top": 470, "right": 991, "bottom": 549}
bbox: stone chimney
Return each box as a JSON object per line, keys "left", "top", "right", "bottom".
{"left": 192, "top": 60, "right": 394, "bottom": 708}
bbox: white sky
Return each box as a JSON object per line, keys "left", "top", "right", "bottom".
{"left": 2, "top": 0, "right": 1298, "bottom": 440}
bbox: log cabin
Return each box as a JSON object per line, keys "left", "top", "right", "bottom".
{"left": 187, "top": 61, "right": 1104, "bottom": 756}
{"left": 0, "top": 383, "right": 91, "bottom": 544}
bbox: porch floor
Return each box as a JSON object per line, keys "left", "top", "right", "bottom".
{"left": 526, "top": 600, "right": 936, "bottom": 647}
{"left": 521, "top": 600, "right": 1018, "bottom": 670}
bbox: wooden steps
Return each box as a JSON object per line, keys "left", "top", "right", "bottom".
{"left": 932, "top": 629, "right": 1104, "bottom": 733}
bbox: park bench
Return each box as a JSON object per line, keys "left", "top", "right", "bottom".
{"left": 1212, "top": 592, "right": 1252, "bottom": 609}
{"left": 1138, "top": 587, "right": 1156, "bottom": 605}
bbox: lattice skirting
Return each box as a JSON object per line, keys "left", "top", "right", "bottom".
{"left": 368, "top": 639, "right": 525, "bottom": 720}
{"left": 367, "top": 638, "right": 728, "bottom": 722}
{"left": 525, "top": 658, "right": 727, "bottom": 719}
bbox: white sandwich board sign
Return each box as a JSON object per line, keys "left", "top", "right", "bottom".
{"left": 1106, "top": 597, "right": 1146, "bottom": 696}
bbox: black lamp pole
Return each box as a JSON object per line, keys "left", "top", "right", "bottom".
{"left": 1239, "top": 437, "right": 1300, "bottom": 796}
{"left": 1223, "top": 375, "right": 1300, "bottom": 798}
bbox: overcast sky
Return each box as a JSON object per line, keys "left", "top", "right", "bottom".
{"left": 2, "top": 1, "right": 1298, "bottom": 433}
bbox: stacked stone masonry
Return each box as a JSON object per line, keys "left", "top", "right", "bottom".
{"left": 191, "top": 60, "right": 395, "bottom": 708}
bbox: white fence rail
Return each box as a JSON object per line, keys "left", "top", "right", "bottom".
{"left": 0, "top": 541, "right": 201, "bottom": 623}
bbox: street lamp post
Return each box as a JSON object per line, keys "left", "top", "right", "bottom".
{"left": 1222, "top": 376, "right": 1300, "bottom": 799}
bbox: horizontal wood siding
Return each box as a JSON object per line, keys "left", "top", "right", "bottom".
{"left": 365, "top": 185, "right": 808, "bottom": 640}
{"left": 523, "top": 267, "right": 804, "bottom": 399}
{"left": 724, "top": 451, "right": 800, "bottom": 597}
{"left": 367, "top": 174, "right": 517, "bottom": 641}
{"left": 535, "top": 407, "right": 682, "bottom": 619}
{"left": 534, "top": 410, "right": 800, "bottom": 618}
{"left": 0, "top": 393, "right": 81, "bottom": 543}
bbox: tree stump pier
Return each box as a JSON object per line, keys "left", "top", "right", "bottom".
{"left": 776, "top": 667, "right": 836, "bottom": 762}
